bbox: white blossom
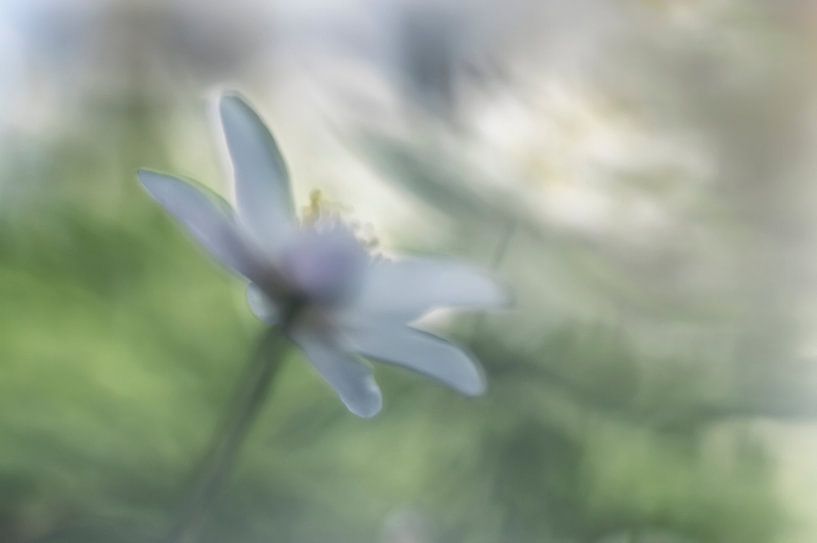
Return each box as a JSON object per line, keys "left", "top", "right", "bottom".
{"left": 138, "top": 92, "right": 506, "bottom": 417}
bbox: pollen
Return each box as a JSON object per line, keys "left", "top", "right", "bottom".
{"left": 301, "top": 189, "right": 326, "bottom": 226}
{"left": 300, "top": 188, "right": 386, "bottom": 259}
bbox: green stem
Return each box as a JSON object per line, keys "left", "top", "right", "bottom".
{"left": 164, "top": 331, "right": 288, "bottom": 543}
{"left": 471, "top": 218, "right": 517, "bottom": 335}
{"left": 489, "top": 218, "right": 518, "bottom": 270}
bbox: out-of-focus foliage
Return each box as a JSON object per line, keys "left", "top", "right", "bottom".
{"left": 1, "top": 1, "right": 816, "bottom": 542}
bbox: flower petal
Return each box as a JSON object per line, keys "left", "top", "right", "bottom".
{"left": 289, "top": 328, "right": 383, "bottom": 418}
{"left": 138, "top": 169, "right": 265, "bottom": 281}
{"left": 348, "top": 258, "right": 508, "bottom": 322}
{"left": 346, "top": 324, "right": 486, "bottom": 396}
{"left": 219, "top": 92, "right": 295, "bottom": 251}
{"left": 247, "top": 283, "right": 278, "bottom": 324}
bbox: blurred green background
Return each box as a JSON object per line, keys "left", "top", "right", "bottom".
{"left": 1, "top": 0, "right": 817, "bottom": 541}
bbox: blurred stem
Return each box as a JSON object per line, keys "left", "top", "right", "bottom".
{"left": 471, "top": 218, "right": 517, "bottom": 335}
{"left": 165, "top": 331, "right": 288, "bottom": 543}
{"left": 489, "top": 218, "right": 518, "bottom": 270}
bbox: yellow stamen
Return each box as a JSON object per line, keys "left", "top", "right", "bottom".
{"left": 300, "top": 188, "right": 386, "bottom": 259}
{"left": 301, "top": 189, "right": 325, "bottom": 226}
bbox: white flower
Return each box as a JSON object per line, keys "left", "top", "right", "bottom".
{"left": 137, "top": 92, "right": 506, "bottom": 418}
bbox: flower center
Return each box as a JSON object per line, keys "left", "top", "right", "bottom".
{"left": 279, "top": 189, "right": 378, "bottom": 308}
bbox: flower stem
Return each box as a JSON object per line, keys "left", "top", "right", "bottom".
{"left": 489, "top": 218, "right": 518, "bottom": 270}
{"left": 471, "top": 218, "right": 517, "bottom": 335}
{"left": 164, "top": 330, "right": 288, "bottom": 543}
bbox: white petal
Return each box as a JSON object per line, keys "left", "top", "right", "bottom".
{"left": 289, "top": 328, "right": 383, "bottom": 418}
{"left": 219, "top": 93, "right": 295, "bottom": 251}
{"left": 346, "top": 325, "right": 486, "bottom": 396}
{"left": 247, "top": 283, "right": 278, "bottom": 324}
{"left": 349, "top": 258, "right": 507, "bottom": 322}
{"left": 138, "top": 169, "right": 264, "bottom": 280}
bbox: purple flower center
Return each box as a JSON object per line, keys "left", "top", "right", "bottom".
{"left": 280, "top": 225, "right": 368, "bottom": 306}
